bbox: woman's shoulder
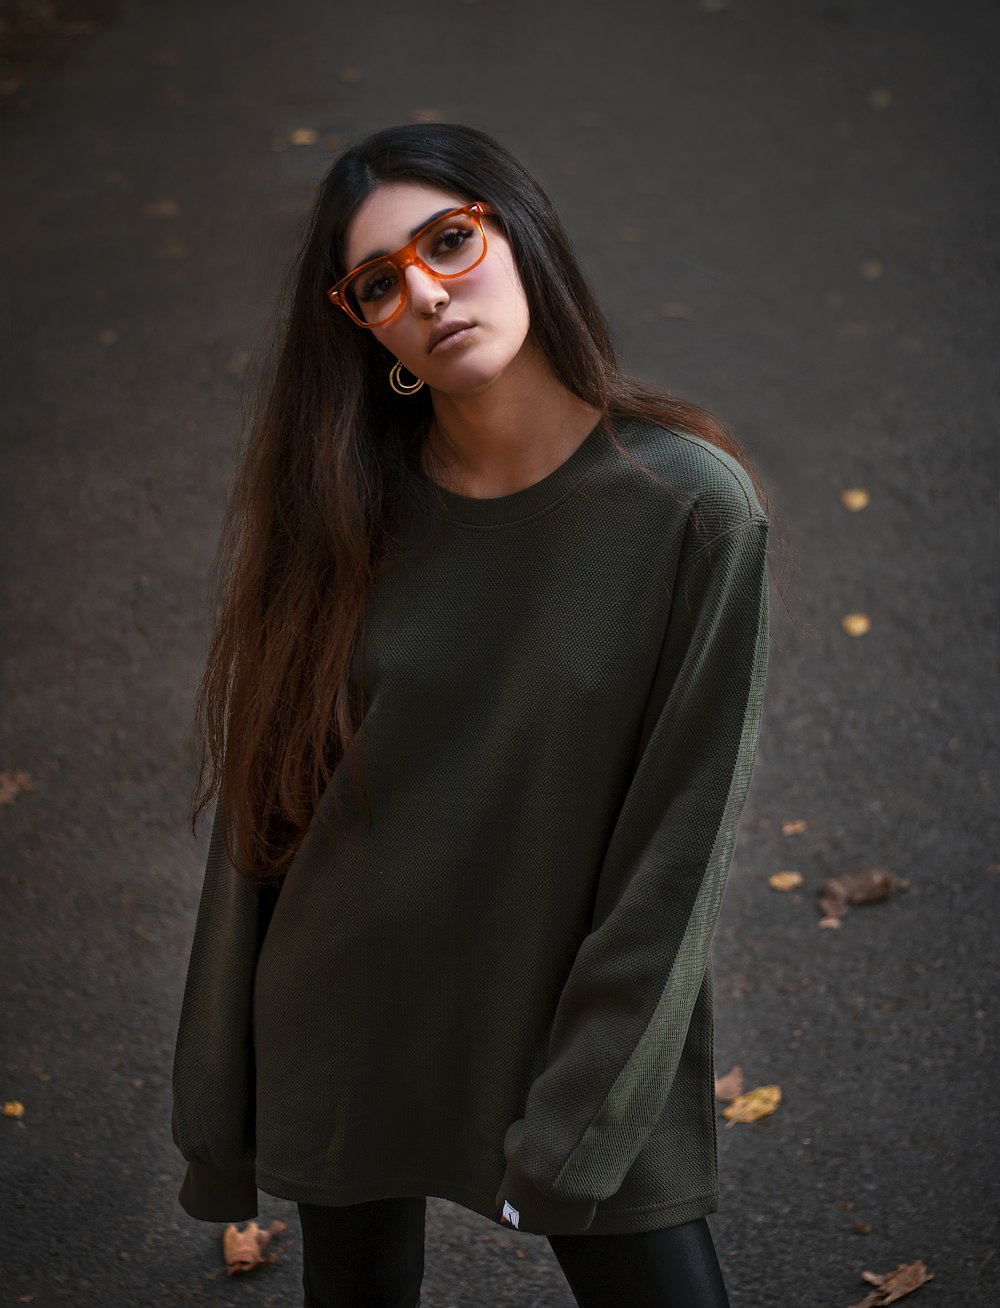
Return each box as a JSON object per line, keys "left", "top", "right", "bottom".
{"left": 613, "top": 417, "right": 768, "bottom": 542}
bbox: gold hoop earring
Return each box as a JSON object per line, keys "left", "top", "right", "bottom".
{"left": 389, "top": 360, "right": 425, "bottom": 395}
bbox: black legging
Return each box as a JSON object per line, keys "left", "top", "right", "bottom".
{"left": 297, "top": 1196, "right": 732, "bottom": 1307}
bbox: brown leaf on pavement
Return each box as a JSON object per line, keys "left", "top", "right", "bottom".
{"left": 217, "top": 1219, "right": 290, "bottom": 1277}
{"left": 848, "top": 1258, "right": 933, "bottom": 1307}
{"left": 819, "top": 866, "right": 910, "bottom": 918}
{"left": 714, "top": 1065, "right": 744, "bottom": 1101}
{"left": 0, "top": 772, "right": 33, "bottom": 805}
{"left": 782, "top": 819, "right": 808, "bottom": 835}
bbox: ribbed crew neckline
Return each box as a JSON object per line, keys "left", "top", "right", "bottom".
{"left": 415, "top": 415, "right": 620, "bottom": 526}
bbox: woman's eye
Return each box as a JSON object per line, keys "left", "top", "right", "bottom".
{"left": 359, "top": 270, "right": 397, "bottom": 302}
{"left": 433, "top": 226, "right": 472, "bottom": 255}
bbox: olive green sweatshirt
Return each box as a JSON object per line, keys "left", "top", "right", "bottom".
{"left": 170, "top": 417, "right": 771, "bottom": 1236}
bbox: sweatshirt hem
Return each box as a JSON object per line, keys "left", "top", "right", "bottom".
{"left": 255, "top": 1167, "right": 718, "bottom": 1237}
{"left": 587, "top": 1190, "right": 720, "bottom": 1235}
{"left": 256, "top": 1167, "right": 498, "bottom": 1221}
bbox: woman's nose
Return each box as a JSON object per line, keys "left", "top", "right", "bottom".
{"left": 405, "top": 263, "right": 449, "bottom": 316}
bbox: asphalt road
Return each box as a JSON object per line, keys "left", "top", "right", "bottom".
{"left": 1, "top": 1, "right": 998, "bottom": 1305}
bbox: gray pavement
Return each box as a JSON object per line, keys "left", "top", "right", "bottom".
{"left": 2, "top": 1, "right": 998, "bottom": 1304}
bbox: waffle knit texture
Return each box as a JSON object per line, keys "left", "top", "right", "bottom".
{"left": 171, "top": 418, "right": 771, "bottom": 1236}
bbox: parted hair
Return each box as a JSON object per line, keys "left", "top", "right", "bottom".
{"left": 191, "top": 121, "right": 785, "bottom": 885}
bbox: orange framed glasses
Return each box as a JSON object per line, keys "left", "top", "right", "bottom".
{"left": 327, "top": 201, "right": 491, "bottom": 328}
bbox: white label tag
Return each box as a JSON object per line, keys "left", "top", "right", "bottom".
{"left": 501, "top": 1200, "right": 520, "bottom": 1228}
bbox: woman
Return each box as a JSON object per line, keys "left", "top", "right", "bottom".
{"left": 171, "top": 121, "right": 783, "bottom": 1308}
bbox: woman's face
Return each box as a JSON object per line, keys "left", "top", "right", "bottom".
{"left": 341, "top": 181, "right": 534, "bottom": 396}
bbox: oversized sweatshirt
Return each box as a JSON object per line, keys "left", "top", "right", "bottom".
{"left": 170, "top": 416, "right": 771, "bottom": 1236}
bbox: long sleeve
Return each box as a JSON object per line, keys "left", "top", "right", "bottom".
{"left": 170, "top": 802, "right": 281, "bottom": 1222}
{"left": 495, "top": 512, "right": 771, "bottom": 1233}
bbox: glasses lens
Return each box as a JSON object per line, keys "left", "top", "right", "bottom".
{"left": 415, "top": 211, "right": 484, "bottom": 279}
{"left": 344, "top": 258, "right": 400, "bottom": 326}
{"left": 343, "top": 212, "right": 485, "bottom": 326}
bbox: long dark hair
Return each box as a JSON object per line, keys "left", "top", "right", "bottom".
{"left": 192, "top": 121, "right": 791, "bottom": 885}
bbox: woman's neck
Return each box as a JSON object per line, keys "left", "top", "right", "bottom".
{"left": 422, "top": 345, "right": 603, "bottom": 499}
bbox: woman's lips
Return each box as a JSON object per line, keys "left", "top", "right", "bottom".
{"left": 430, "top": 325, "right": 475, "bottom": 354}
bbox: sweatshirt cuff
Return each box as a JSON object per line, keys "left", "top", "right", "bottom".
{"left": 178, "top": 1158, "right": 259, "bottom": 1223}
{"left": 496, "top": 1123, "right": 598, "bottom": 1235}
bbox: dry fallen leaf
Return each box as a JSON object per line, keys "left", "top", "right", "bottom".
{"left": 769, "top": 871, "right": 803, "bottom": 892}
{"left": 819, "top": 866, "right": 910, "bottom": 919}
{"left": 219, "top": 1219, "right": 290, "bottom": 1277}
{"left": 849, "top": 1257, "right": 933, "bottom": 1307}
{"left": 782, "top": 819, "right": 808, "bottom": 835}
{"left": 714, "top": 1064, "right": 744, "bottom": 1101}
{"left": 0, "top": 772, "right": 33, "bottom": 805}
{"left": 722, "top": 1084, "right": 781, "bottom": 1128}
{"left": 842, "top": 612, "right": 871, "bottom": 636}
{"left": 841, "top": 487, "right": 871, "bottom": 511}
{"left": 4, "top": 1101, "right": 25, "bottom": 1117}
{"left": 289, "top": 128, "right": 319, "bottom": 146}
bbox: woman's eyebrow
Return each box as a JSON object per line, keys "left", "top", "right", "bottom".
{"left": 353, "top": 208, "right": 457, "bottom": 269}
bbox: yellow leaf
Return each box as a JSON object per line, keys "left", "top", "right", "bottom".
{"left": 782, "top": 819, "right": 807, "bottom": 835}
{"left": 841, "top": 487, "right": 870, "bottom": 511}
{"left": 722, "top": 1084, "right": 781, "bottom": 1127}
{"left": 289, "top": 128, "right": 318, "bottom": 146}
{"left": 842, "top": 612, "right": 871, "bottom": 636}
{"left": 769, "top": 871, "right": 803, "bottom": 891}
{"left": 3, "top": 1101, "right": 25, "bottom": 1117}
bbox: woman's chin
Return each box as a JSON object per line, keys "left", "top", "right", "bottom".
{"left": 427, "top": 358, "right": 515, "bottom": 398}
